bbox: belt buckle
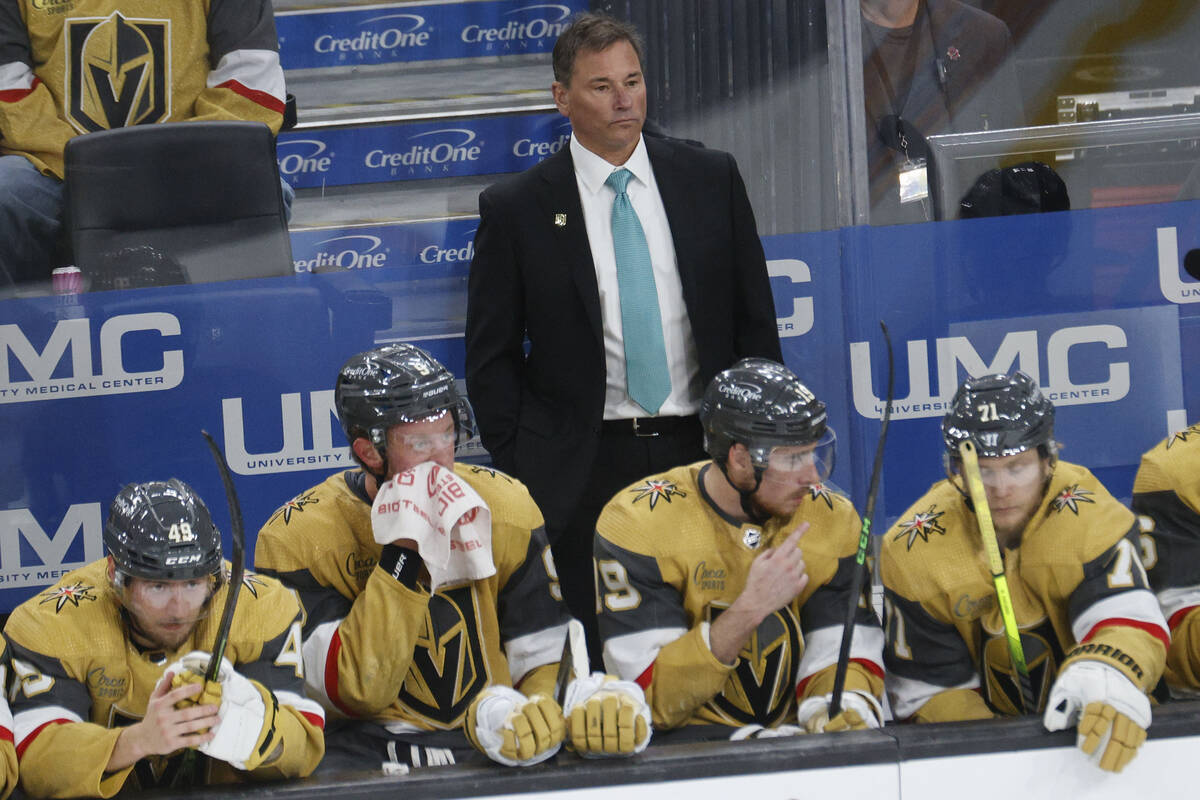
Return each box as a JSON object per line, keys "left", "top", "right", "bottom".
{"left": 632, "top": 418, "right": 660, "bottom": 438}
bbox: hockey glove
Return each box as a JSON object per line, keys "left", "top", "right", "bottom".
{"left": 729, "top": 724, "right": 805, "bottom": 740}
{"left": 464, "top": 686, "right": 565, "bottom": 767}
{"left": 165, "top": 651, "right": 281, "bottom": 771}
{"left": 562, "top": 673, "right": 651, "bottom": 757}
{"left": 795, "top": 690, "right": 883, "bottom": 734}
{"left": 1043, "top": 659, "right": 1151, "bottom": 773}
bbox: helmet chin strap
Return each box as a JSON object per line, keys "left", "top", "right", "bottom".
{"left": 717, "top": 460, "right": 772, "bottom": 525}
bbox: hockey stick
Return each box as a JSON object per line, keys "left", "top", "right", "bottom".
{"left": 554, "top": 619, "right": 589, "bottom": 706}
{"left": 200, "top": 429, "right": 247, "bottom": 681}
{"left": 830, "top": 322, "right": 893, "bottom": 718}
{"left": 174, "top": 431, "right": 246, "bottom": 786}
{"left": 957, "top": 439, "right": 1036, "bottom": 715}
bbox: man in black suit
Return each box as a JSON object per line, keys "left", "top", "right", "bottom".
{"left": 465, "top": 12, "right": 781, "bottom": 666}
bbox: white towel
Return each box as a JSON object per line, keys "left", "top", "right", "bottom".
{"left": 371, "top": 462, "right": 495, "bottom": 590}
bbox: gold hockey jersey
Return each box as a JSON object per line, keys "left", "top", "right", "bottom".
{"left": 254, "top": 465, "right": 570, "bottom": 731}
{"left": 1132, "top": 422, "right": 1200, "bottom": 689}
{"left": 594, "top": 462, "right": 884, "bottom": 730}
{"left": 3, "top": 559, "right": 325, "bottom": 798}
{"left": 881, "top": 461, "right": 1169, "bottom": 723}
{"left": 0, "top": 640, "right": 16, "bottom": 800}
{"left": 0, "top": 0, "right": 285, "bottom": 178}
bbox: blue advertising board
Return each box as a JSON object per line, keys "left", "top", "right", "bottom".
{"left": 277, "top": 114, "right": 571, "bottom": 188}
{"left": 2, "top": 201, "right": 1199, "bottom": 612}
{"left": 276, "top": 0, "right": 588, "bottom": 70}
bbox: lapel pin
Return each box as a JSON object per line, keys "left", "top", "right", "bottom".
{"left": 554, "top": 213, "right": 567, "bottom": 227}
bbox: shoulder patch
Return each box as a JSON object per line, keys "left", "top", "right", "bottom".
{"left": 1166, "top": 423, "right": 1200, "bottom": 449}
{"left": 807, "top": 483, "right": 835, "bottom": 510}
{"left": 629, "top": 479, "right": 687, "bottom": 510}
{"left": 893, "top": 505, "right": 948, "bottom": 550}
{"left": 465, "top": 465, "right": 514, "bottom": 483}
{"left": 269, "top": 488, "right": 321, "bottom": 525}
{"left": 1050, "top": 484, "right": 1095, "bottom": 515}
{"left": 38, "top": 581, "right": 98, "bottom": 613}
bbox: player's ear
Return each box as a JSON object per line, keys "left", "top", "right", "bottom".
{"left": 106, "top": 555, "right": 116, "bottom": 581}
{"left": 352, "top": 437, "right": 383, "bottom": 470}
{"left": 727, "top": 443, "right": 752, "bottom": 474}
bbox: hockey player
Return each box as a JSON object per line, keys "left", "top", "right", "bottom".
{"left": 3, "top": 479, "right": 325, "bottom": 797}
{"left": 255, "top": 343, "right": 650, "bottom": 771}
{"left": 594, "top": 358, "right": 885, "bottom": 739}
{"left": 0, "top": 640, "right": 16, "bottom": 800}
{"left": 881, "top": 372, "right": 1168, "bottom": 773}
{"left": 1131, "top": 421, "right": 1200, "bottom": 691}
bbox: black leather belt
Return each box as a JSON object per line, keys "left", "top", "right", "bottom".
{"left": 601, "top": 415, "right": 700, "bottom": 438}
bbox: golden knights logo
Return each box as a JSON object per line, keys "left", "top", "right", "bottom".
{"left": 1166, "top": 423, "right": 1200, "bottom": 449}
{"left": 980, "top": 620, "right": 1061, "bottom": 716}
{"left": 706, "top": 604, "right": 801, "bottom": 726}
{"left": 269, "top": 489, "right": 320, "bottom": 526}
{"left": 1051, "top": 485, "right": 1095, "bottom": 515}
{"left": 893, "top": 506, "right": 947, "bottom": 550}
{"left": 630, "top": 479, "right": 686, "bottom": 510}
{"left": 399, "top": 585, "right": 489, "bottom": 727}
{"left": 38, "top": 582, "right": 97, "bottom": 612}
{"left": 66, "top": 12, "right": 170, "bottom": 133}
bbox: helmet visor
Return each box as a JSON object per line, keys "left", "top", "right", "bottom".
{"left": 115, "top": 572, "right": 218, "bottom": 621}
{"left": 752, "top": 428, "right": 837, "bottom": 487}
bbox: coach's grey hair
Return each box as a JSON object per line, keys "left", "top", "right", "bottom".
{"left": 552, "top": 12, "right": 645, "bottom": 86}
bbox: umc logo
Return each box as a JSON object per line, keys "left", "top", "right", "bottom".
{"left": 0, "top": 504, "right": 103, "bottom": 591}
{"left": 0, "top": 313, "right": 184, "bottom": 403}
{"left": 66, "top": 12, "right": 169, "bottom": 133}
{"left": 222, "top": 390, "right": 355, "bottom": 475}
{"left": 850, "top": 324, "right": 1131, "bottom": 420}
{"left": 1156, "top": 227, "right": 1200, "bottom": 304}
{"left": 767, "top": 259, "right": 814, "bottom": 339}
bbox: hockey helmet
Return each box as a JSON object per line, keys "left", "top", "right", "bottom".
{"left": 942, "top": 371, "right": 1056, "bottom": 462}
{"left": 336, "top": 343, "right": 476, "bottom": 454}
{"left": 701, "top": 358, "right": 835, "bottom": 481}
{"left": 104, "top": 479, "right": 223, "bottom": 582}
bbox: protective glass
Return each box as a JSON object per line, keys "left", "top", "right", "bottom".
{"left": 395, "top": 427, "right": 458, "bottom": 456}
{"left": 753, "top": 428, "right": 837, "bottom": 486}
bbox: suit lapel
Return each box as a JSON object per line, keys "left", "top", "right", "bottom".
{"left": 537, "top": 148, "right": 603, "bottom": 345}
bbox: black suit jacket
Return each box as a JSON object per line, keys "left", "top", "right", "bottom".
{"left": 465, "top": 135, "right": 782, "bottom": 530}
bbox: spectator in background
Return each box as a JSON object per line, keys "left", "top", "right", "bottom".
{"left": 0, "top": 0, "right": 289, "bottom": 285}
{"left": 861, "top": 0, "right": 1024, "bottom": 224}
{"left": 465, "top": 12, "right": 782, "bottom": 668}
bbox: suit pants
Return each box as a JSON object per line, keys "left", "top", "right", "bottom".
{"left": 549, "top": 415, "right": 706, "bottom": 672}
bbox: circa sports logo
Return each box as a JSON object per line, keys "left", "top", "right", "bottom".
{"left": 65, "top": 12, "right": 170, "bottom": 133}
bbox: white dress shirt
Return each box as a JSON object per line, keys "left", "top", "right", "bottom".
{"left": 570, "top": 134, "right": 701, "bottom": 419}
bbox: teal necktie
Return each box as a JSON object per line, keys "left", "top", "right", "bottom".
{"left": 606, "top": 168, "right": 671, "bottom": 415}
